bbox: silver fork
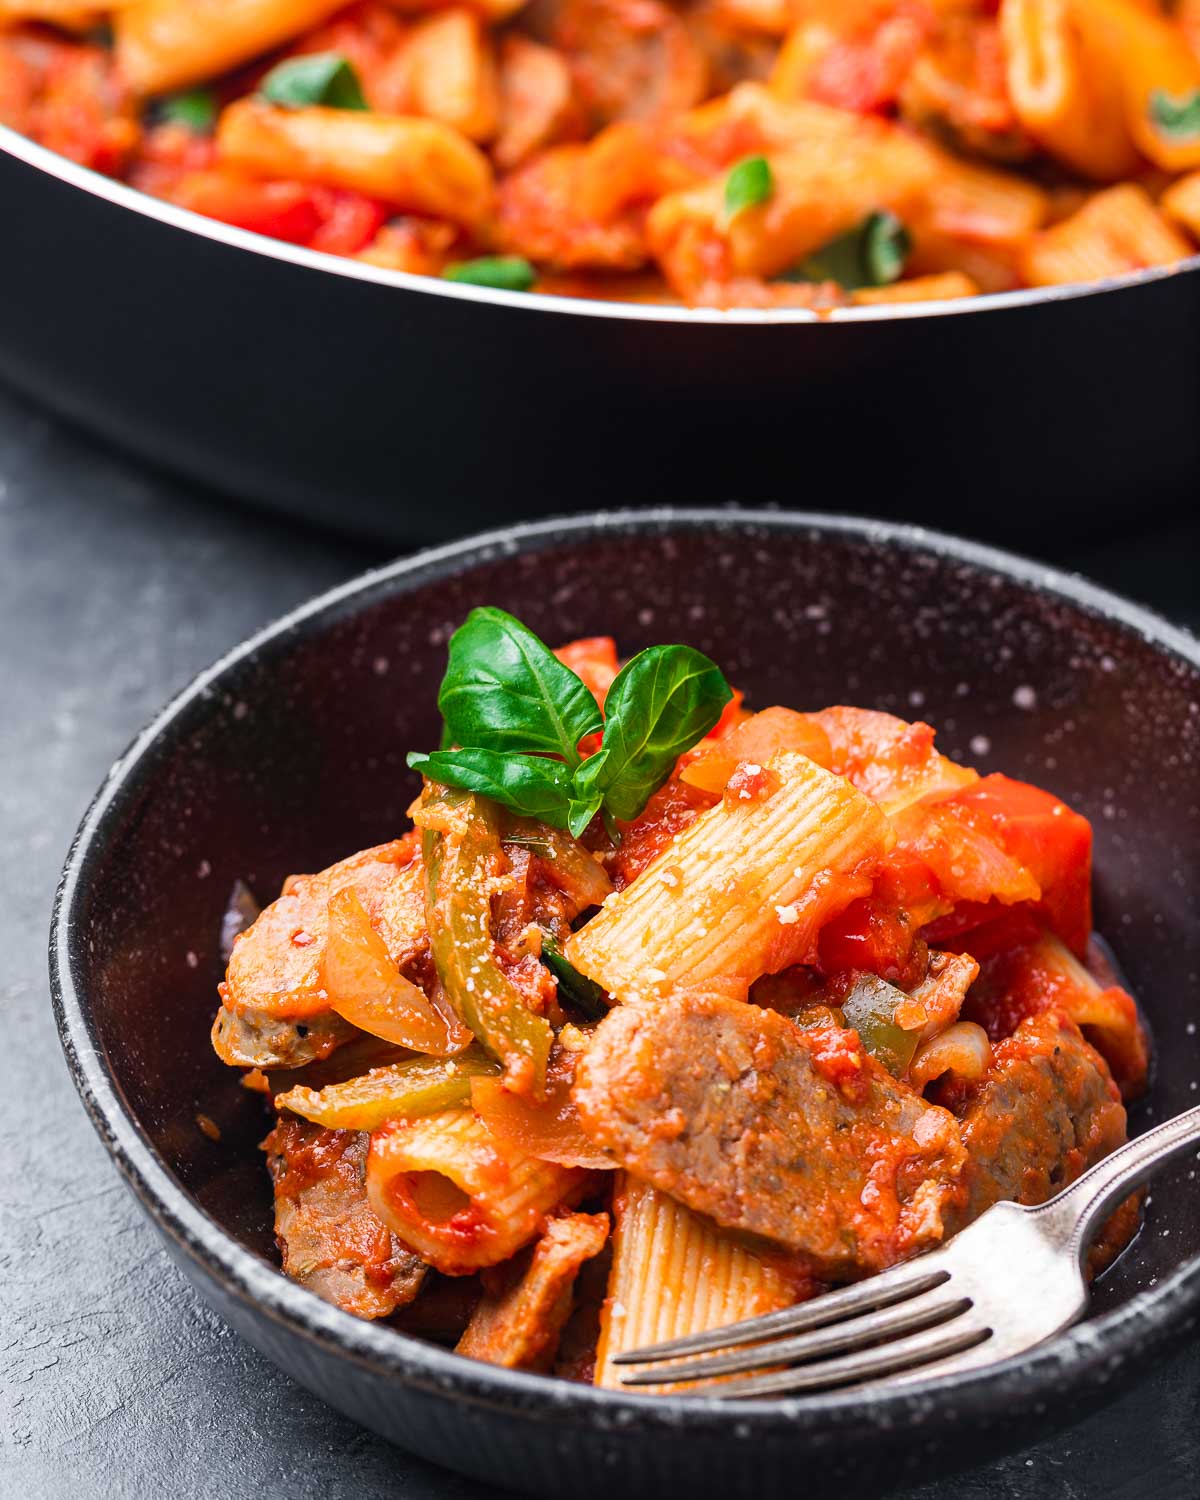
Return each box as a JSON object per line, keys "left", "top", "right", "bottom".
{"left": 615, "top": 1104, "right": 1200, "bottom": 1398}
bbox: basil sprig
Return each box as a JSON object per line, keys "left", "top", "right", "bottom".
{"left": 408, "top": 607, "right": 731, "bottom": 838}
{"left": 260, "top": 52, "right": 368, "bottom": 111}
{"left": 1150, "top": 88, "right": 1200, "bottom": 141}
{"left": 782, "top": 211, "right": 911, "bottom": 290}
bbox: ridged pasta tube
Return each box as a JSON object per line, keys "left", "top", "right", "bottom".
{"left": 115, "top": 0, "right": 351, "bottom": 95}
{"left": 366, "top": 1105, "right": 590, "bottom": 1273}
{"left": 218, "top": 99, "right": 495, "bottom": 228}
{"left": 1022, "top": 184, "right": 1189, "bottom": 287}
{"left": 594, "top": 1176, "right": 794, "bottom": 1391}
{"left": 567, "top": 750, "right": 892, "bottom": 1002}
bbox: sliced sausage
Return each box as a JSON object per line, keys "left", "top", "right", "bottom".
{"left": 264, "top": 1115, "right": 426, "bottom": 1318}
{"left": 572, "top": 991, "right": 967, "bottom": 1277}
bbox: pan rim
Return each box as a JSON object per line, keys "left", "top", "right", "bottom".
{"left": 4, "top": 122, "right": 1198, "bottom": 327}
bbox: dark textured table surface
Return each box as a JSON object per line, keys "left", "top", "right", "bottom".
{"left": 2, "top": 380, "right": 1198, "bottom": 1499}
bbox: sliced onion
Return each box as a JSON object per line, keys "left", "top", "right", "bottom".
{"left": 908, "top": 1021, "right": 993, "bottom": 1090}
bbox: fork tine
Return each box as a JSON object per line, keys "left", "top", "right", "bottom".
{"left": 617, "top": 1291, "right": 972, "bottom": 1386}
{"left": 611, "top": 1262, "right": 951, "bottom": 1365}
{"left": 688, "top": 1321, "right": 992, "bottom": 1401}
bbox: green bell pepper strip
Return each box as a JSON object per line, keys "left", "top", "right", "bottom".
{"left": 422, "top": 785, "right": 553, "bottom": 1096}
{"left": 274, "top": 1048, "right": 499, "bottom": 1131}
{"left": 840, "top": 974, "right": 921, "bottom": 1077}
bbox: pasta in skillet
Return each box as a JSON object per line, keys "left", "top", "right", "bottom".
{"left": 211, "top": 611, "right": 1148, "bottom": 1383}
{"left": 3, "top": 0, "right": 1200, "bottom": 306}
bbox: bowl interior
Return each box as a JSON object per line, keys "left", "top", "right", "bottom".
{"left": 72, "top": 516, "right": 1200, "bottom": 1334}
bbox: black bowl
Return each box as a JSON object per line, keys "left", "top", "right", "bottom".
{"left": 51, "top": 510, "right": 1200, "bottom": 1498}
{"left": 5, "top": 125, "right": 1200, "bottom": 544}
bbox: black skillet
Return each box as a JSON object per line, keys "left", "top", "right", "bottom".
{"left": 4, "top": 124, "right": 1200, "bottom": 544}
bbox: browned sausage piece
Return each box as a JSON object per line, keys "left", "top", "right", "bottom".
{"left": 264, "top": 1115, "right": 426, "bottom": 1318}
{"left": 572, "top": 992, "right": 967, "bottom": 1278}
{"left": 951, "top": 1010, "right": 1127, "bottom": 1228}
{"left": 456, "top": 1211, "right": 610, "bottom": 1370}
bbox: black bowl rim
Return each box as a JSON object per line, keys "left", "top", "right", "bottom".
{"left": 5, "top": 121, "right": 1198, "bottom": 328}
{"left": 50, "top": 507, "right": 1200, "bottom": 1440}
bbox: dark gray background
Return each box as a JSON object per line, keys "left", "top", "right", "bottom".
{"left": 2, "top": 380, "right": 1196, "bottom": 1499}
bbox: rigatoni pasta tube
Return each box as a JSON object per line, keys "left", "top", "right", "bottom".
{"left": 594, "top": 1176, "right": 794, "bottom": 1391}
{"left": 114, "top": 0, "right": 351, "bottom": 95}
{"left": 217, "top": 100, "right": 495, "bottom": 229}
{"left": 365, "top": 1105, "right": 592, "bottom": 1273}
{"left": 568, "top": 751, "right": 891, "bottom": 1002}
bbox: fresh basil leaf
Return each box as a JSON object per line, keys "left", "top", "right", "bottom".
{"left": 1150, "top": 88, "right": 1200, "bottom": 141}
{"left": 578, "top": 646, "right": 732, "bottom": 821}
{"left": 540, "top": 933, "right": 607, "bottom": 1019}
{"left": 724, "top": 155, "right": 773, "bottom": 222}
{"left": 159, "top": 88, "right": 218, "bottom": 133}
{"left": 566, "top": 793, "right": 603, "bottom": 840}
{"left": 261, "top": 52, "right": 368, "bottom": 111}
{"left": 438, "top": 607, "right": 603, "bottom": 765}
{"left": 783, "top": 211, "right": 910, "bottom": 290}
{"left": 408, "top": 747, "right": 576, "bottom": 828}
{"left": 443, "top": 257, "right": 537, "bottom": 292}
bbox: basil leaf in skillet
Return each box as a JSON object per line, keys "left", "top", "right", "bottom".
{"left": 159, "top": 88, "right": 218, "bottom": 133}
{"left": 261, "top": 53, "right": 368, "bottom": 111}
{"left": 782, "top": 211, "right": 911, "bottom": 290}
{"left": 443, "top": 257, "right": 538, "bottom": 292}
{"left": 1149, "top": 88, "right": 1200, "bottom": 141}
{"left": 724, "top": 155, "right": 774, "bottom": 222}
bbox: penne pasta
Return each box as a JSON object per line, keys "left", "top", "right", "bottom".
{"left": 851, "top": 270, "right": 979, "bottom": 303}
{"left": 1072, "top": 0, "right": 1200, "bottom": 174}
{"left": 593, "top": 1176, "right": 795, "bottom": 1391}
{"left": 387, "top": 0, "right": 529, "bottom": 22}
{"left": 376, "top": 8, "right": 500, "bottom": 144}
{"left": 365, "top": 1105, "right": 591, "bottom": 1273}
{"left": 1160, "top": 169, "right": 1200, "bottom": 238}
{"left": 114, "top": 0, "right": 352, "bottom": 96}
{"left": 217, "top": 99, "right": 495, "bottom": 228}
{"left": 1021, "top": 183, "right": 1191, "bottom": 287}
{"left": 1000, "top": 0, "right": 1141, "bottom": 181}
{"left": 647, "top": 125, "right": 937, "bottom": 288}
{"left": 1, "top": 0, "right": 133, "bottom": 17}
{"left": 567, "top": 750, "right": 892, "bottom": 1002}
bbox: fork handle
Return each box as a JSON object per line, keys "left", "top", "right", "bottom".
{"left": 1030, "top": 1103, "right": 1200, "bottom": 1263}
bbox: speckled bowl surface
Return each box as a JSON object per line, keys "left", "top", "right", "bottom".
{"left": 51, "top": 510, "right": 1200, "bottom": 1499}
